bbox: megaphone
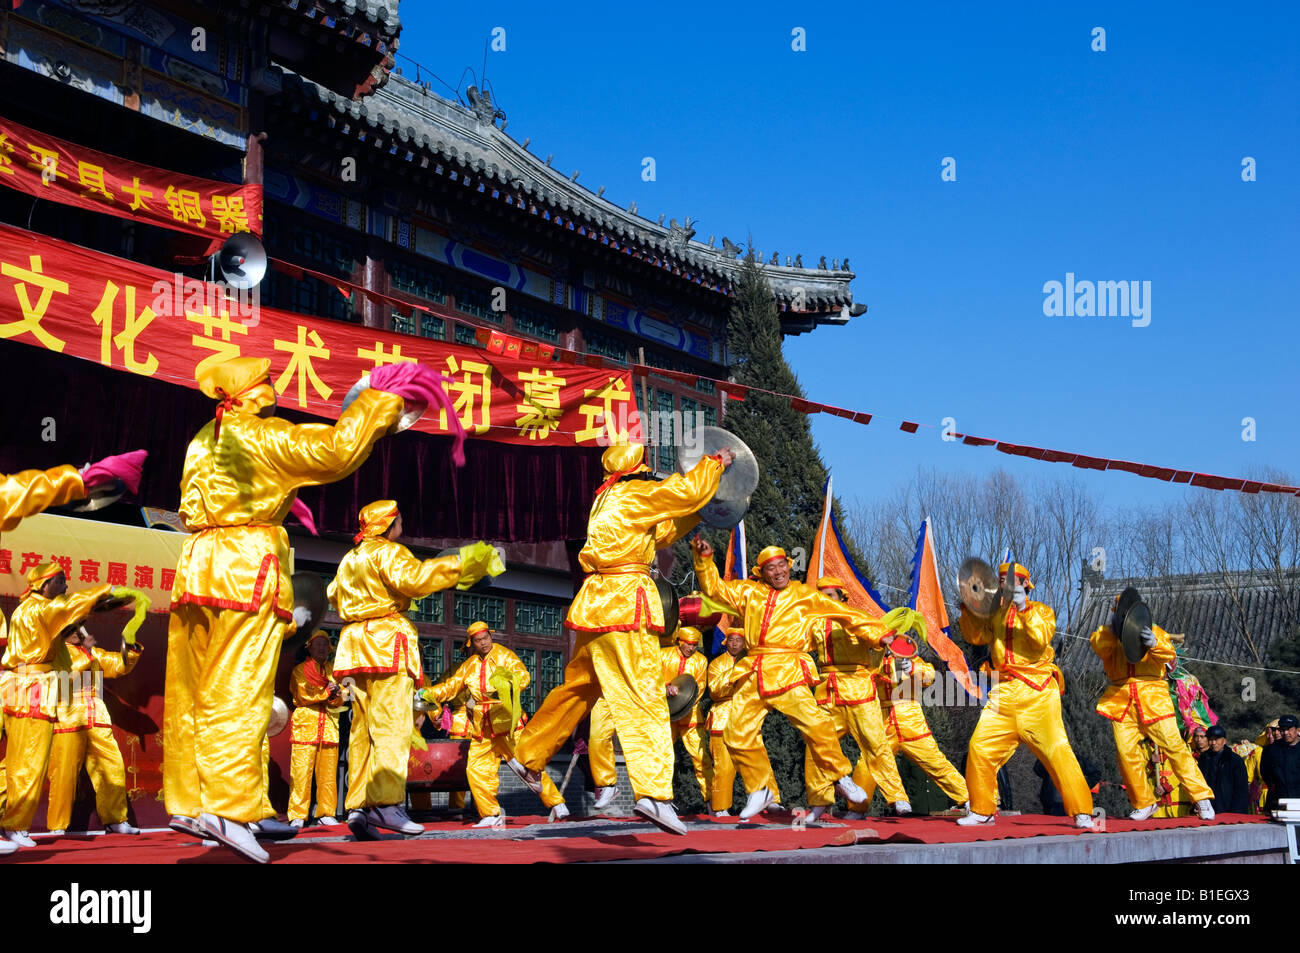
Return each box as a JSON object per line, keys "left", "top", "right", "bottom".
{"left": 212, "top": 232, "right": 266, "bottom": 290}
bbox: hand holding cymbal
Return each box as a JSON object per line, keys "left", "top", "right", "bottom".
{"left": 692, "top": 536, "right": 713, "bottom": 559}
{"left": 716, "top": 447, "right": 736, "bottom": 467}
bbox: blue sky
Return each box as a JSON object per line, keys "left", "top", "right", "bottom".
{"left": 400, "top": 2, "right": 1299, "bottom": 513}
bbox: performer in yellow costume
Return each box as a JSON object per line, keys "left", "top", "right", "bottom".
{"left": 421, "top": 621, "right": 566, "bottom": 827}
{"left": 509, "top": 444, "right": 731, "bottom": 835}
{"left": 860, "top": 652, "right": 968, "bottom": 813}
{"left": 706, "top": 628, "right": 780, "bottom": 816}
{"left": 692, "top": 541, "right": 877, "bottom": 820}
{"left": 330, "top": 500, "right": 501, "bottom": 840}
{"left": 164, "top": 355, "right": 415, "bottom": 863}
{"left": 2, "top": 564, "right": 112, "bottom": 848}
{"left": 662, "top": 626, "right": 711, "bottom": 803}
{"left": 958, "top": 562, "right": 1093, "bottom": 827}
{"left": 287, "top": 632, "right": 342, "bottom": 827}
{"left": 46, "top": 624, "right": 142, "bottom": 835}
{"left": 804, "top": 577, "right": 911, "bottom": 821}
{"left": 587, "top": 697, "right": 620, "bottom": 810}
{"left": 1090, "top": 594, "right": 1214, "bottom": 821}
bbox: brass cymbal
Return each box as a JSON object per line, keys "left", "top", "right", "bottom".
{"left": 676, "top": 426, "right": 759, "bottom": 502}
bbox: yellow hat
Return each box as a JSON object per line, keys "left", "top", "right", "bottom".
{"left": 306, "top": 629, "right": 331, "bottom": 646}
{"left": 600, "top": 444, "right": 649, "bottom": 477}
{"left": 816, "top": 576, "right": 845, "bottom": 591}
{"left": 355, "top": 499, "right": 400, "bottom": 544}
{"left": 752, "top": 546, "right": 788, "bottom": 574}
{"left": 464, "top": 620, "right": 492, "bottom": 651}
{"left": 675, "top": 626, "right": 702, "bottom": 645}
{"left": 998, "top": 562, "right": 1034, "bottom": 589}
{"left": 25, "top": 561, "right": 64, "bottom": 597}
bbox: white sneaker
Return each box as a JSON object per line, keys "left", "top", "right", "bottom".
{"left": 370, "top": 804, "right": 423, "bottom": 836}
{"left": 347, "top": 810, "right": 378, "bottom": 841}
{"left": 633, "top": 798, "right": 687, "bottom": 835}
{"left": 198, "top": 814, "right": 269, "bottom": 864}
{"left": 835, "top": 776, "right": 869, "bottom": 804}
{"left": 169, "top": 815, "right": 204, "bottom": 837}
{"left": 713, "top": 810, "right": 730, "bottom": 817}
{"left": 957, "top": 811, "right": 995, "bottom": 826}
{"left": 1195, "top": 799, "right": 1216, "bottom": 820}
{"left": 48, "top": 829, "right": 66, "bottom": 837}
{"left": 474, "top": 814, "right": 507, "bottom": 829}
{"left": 892, "top": 800, "right": 913, "bottom": 817}
{"left": 1074, "top": 813, "right": 1095, "bottom": 829}
{"left": 315, "top": 816, "right": 340, "bottom": 827}
{"left": 593, "top": 785, "right": 619, "bottom": 810}
{"left": 548, "top": 803, "right": 570, "bottom": 823}
{"left": 0, "top": 839, "right": 15, "bottom": 855}
{"left": 289, "top": 819, "right": 305, "bottom": 829}
{"left": 5, "top": 830, "right": 35, "bottom": 848}
{"left": 1129, "top": 804, "right": 1158, "bottom": 821}
{"left": 808, "top": 805, "right": 830, "bottom": 822}
{"left": 506, "top": 758, "right": 544, "bottom": 795}
{"left": 106, "top": 822, "right": 140, "bottom": 835}
{"left": 738, "top": 788, "right": 775, "bottom": 821}
{"left": 843, "top": 811, "right": 866, "bottom": 821}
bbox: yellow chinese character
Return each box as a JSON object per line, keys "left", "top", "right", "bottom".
{"left": 120, "top": 177, "right": 154, "bottom": 212}
{"left": 514, "top": 368, "right": 568, "bottom": 441}
{"left": 576, "top": 377, "right": 634, "bottom": 444}
{"left": 76, "top": 161, "right": 115, "bottom": 202}
{"left": 91, "top": 281, "right": 158, "bottom": 375}
{"left": 187, "top": 305, "right": 249, "bottom": 378}
{"left": 440, "top": 355, "right": 492, "bottom": 435}
{"left": 211, "top": 194, "right": 250, "bottom": 233}
{"left": 0, "top": 255, "right": 69, "bottom": 352}
{"left": 25, "top": 144, "right": 65, "bottom": 184}
{"left": 164, "top": 186, "right": 206, "bottom": 228}
{"left": 357, "top": 341, "right": 418, "bottom": 367}
{"left": 274, "top": 326, "right": 333, "bottom": 408}
{"left": 0, "top": 133, "right": 15, "bottom": 176}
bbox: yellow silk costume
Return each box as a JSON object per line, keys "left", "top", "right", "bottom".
{"left": 587, "top": 697, "right": 618, "bottom": 790}
{"left": 2, "top": 583, "right": 110, "bottom": 832}
{"left": 803, "top": 618, "right": 908, "bottom": 809}
{"left": 46, "top": 644, "right": 139, "bottom": 831}
{"left": 422, "top": 644, "right": 563, "bottom": 816}
{"left": 960, "top": 600, "right": 1092, "bottom": 818}
{"left": 287, "top": 659, "right": 340, "bottom": 822}
{"left": 856, "top": 657, "right": 969, "bottom": 806}
{"left": 694, "top": 553, "right": 886, "bottom": 794}
{"left": 661, "top": 644, "right": 711, "bottom": 801}
{"left": 163, "top": 357, "right": 403, "bottom": 824}
{"left": 514, "top": 453, "right": 724, "bottom": 802}
{"left": 330, "top": 538, "right": 461, "bottom": 811}
{"left": 1090, "top": 622, "right": 1212, "bottom": 809}
{"left": 706, "top": 650, "right": 778, "bottom": 812}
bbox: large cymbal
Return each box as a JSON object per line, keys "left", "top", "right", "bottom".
{"left": 291, "top": 571, "right": 328, "bottom": 637}
{"left": 677, "top": 426, "right": 759, "bottom": 502}
{"left": 957, "top": 557, "right": 1014, "bottom": 619}
{"left": 666, "top": 674, "right": 699, "bottom": 721}
{"left": 656, "top": 577, "right": 679, "bottom": 636}
{"left": 268, "top": 696, "right": 290, "bottom": 737}
{"left": 697, "top": 495, "right": 750, "bottom": 529}
{"left": 1114, "top": 587, "right": 1152, "bottom": 663}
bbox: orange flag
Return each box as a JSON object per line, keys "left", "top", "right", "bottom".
{"left": 808, "top": 476, "right": 889, "bottom": 618}
{"left": 909, "top": 517, "right": 980, "bottom": 700}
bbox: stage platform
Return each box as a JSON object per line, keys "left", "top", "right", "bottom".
{"left": 4, "top": 812, "right": 1288, "bottom": 865}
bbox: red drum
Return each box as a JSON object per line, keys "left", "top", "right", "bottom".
{"left": 406, "top": 740, "right": 471, "bottom": 790}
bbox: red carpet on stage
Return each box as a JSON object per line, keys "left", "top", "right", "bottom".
{"left": 4, "top": 813, "right": 1267, "bottom": 864}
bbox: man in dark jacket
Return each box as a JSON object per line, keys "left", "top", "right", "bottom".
{"left": 1261, "top": 714, "right": 1300, "bottom": 812}
{"left": 1197, "top": 726, "right": 1248, "bottom": 814}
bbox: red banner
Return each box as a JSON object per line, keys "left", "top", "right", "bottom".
{"left": 0, "top": 223, "right": 637, "bottom": 448}
{"left": 0, "top": 113, "right": 262, "bottom": 242}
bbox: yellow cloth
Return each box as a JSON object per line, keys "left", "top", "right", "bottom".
{"left": 565, "top": 456, "right": 723, "bottom": 635}
{"left": 1, "top": 713, "right": 51, "bottom": 831}
{"left": 422, "top": 644, "right": 533, "bottom": 741}
{"left": 865, "top": 657, "right": 968, "bottom": 804}
{"left": 515, "top": 627, "right": 674, "bottom": 801}
{"left": 1091, "top": 622, "right": 1211, "bottom": 807}
{"left": 55, "top": 644, "right": 140, "bottom": 730}
{"left": 163, "top": 387, "right": 401, "bottom": 823}
{"left": 329, "top": 539, "right": 461, "bottom": 683}
{"left": 287, "top": 659, "right": 340, "bottom": 821}
{"left": 587, "top": 698, "right": 618, "bottom": 789}
{"left": 344, "top": 672, "right": 414, "bottom": 810}
{"left": 0, "top": 465, "right": 85, "bottom": 533}
{"left": 695, "top": 552, "right": 886, "bottom": 697}
{"left": 705, "top": 650, "right": 780, "bottom": 808}
{"left": 46, "top": 725, "right": 130, "bottom": 831}
{"left": 809, "top": 617, "right": 884, "bottom": 706}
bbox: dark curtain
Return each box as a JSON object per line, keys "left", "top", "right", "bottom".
{"left": 0, "top": 339, "right": 602, "bottom": 542}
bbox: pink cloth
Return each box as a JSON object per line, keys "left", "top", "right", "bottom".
{"left": 81, "top": 449, "right": 147, "bottom": 494}
{"left": 288, "top": 497, "right": 318, "bottom": 536}
{"left": 369, "top": 364, "right": 467, "bottom": 466}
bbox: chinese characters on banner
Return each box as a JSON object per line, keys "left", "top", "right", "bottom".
{"left": 0, "top": 113, "right": 262, "bottom": 241}
{"left": 0, "top": 222, "right": 638, "bottom": 448}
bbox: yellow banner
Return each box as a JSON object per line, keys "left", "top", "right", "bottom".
{"left": 0, "top": 513, "right": 186, "bottom": 611}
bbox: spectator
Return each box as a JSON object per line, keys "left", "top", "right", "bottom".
{"left": 1260, "top": 714, "right": 1300, "bottom": 812}
{"left": 1189, "top": 726, "right": 1209, "bottom": 758}
{"left": 1197, "top": 726, "right": 1249, "bottom": 814}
